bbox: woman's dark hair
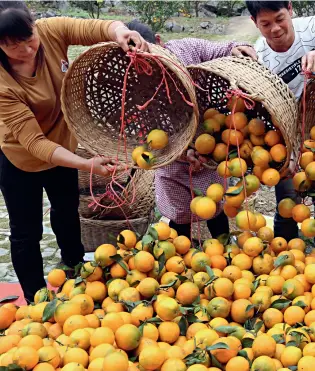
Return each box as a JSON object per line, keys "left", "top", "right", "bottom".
{"left": 246, "top": 1, "right": 290, "bottom": 20}
{"left": 126, "top": 20, "right": 157, "bottom": 44}
{"left": 0, "top": 1, "right": 43, "bottom": 72}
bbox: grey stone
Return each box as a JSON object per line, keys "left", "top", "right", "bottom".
{"left": 0, "top": 266, "right": 7, "bottom": 278}
{"left": 164, "top": 21, "right": 184, "bottom": 33}
{"left": 242, "top": 8, "right": 250, "bottom": 16}
{"left": 45, "top": 10, "right": 57, "bottom": 18}
{"left": 42, "top": 250, "right": 56, "bottom": 258}
{"left": 200, "top": 22, "right": 210, "bottom": 29}
{"left": 0, "top": 248, "right": 8, "bottom": 256}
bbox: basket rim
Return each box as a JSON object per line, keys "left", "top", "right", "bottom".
{"left": 61, "top": 42, "right": 199, "bottom": 169}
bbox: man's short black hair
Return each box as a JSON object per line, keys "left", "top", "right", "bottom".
{"left": 246, "top": 1, "right": 290, "bottom": 19}
{"left": 126, "top": 19, "right": 157, "bottom": 44}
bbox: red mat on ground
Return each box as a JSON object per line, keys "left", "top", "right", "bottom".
{"left": 0, "top": 282, "right": 55, "bottom": 306}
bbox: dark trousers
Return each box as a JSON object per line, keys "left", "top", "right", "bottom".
{"left": 274, "top": 178, "right": 300, "bottom": 241}
{"left": 0, "top": 152, "right": 84, "bottom": 302}
{"left": 169, "top": 211, "right": 229, "bottom": 239}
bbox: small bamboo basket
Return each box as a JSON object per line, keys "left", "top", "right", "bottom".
{"left": 81, "top": 216, "right": 150, "bottom": 252}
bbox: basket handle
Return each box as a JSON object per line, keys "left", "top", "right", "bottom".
{"left": 229, "top": 79, "right": 261, "bottom": 101}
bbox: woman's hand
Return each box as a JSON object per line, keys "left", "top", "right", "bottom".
{"left": 114, "top": 25, "right": 149, "bottom": 52}
{"left": 232, "top": 45, "right": 257, "bottom": 60}
{"left": 86, "top": 156, "right": 125, "bottom": 177}
{"left": 186, "top": 149, "right": 208, "bottom": 172}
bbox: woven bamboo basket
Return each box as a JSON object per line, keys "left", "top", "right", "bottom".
{"left": 188, "top": 57, "right": 299, "bottom": 176}
{"left": 298, "top": 78, "right": 315, "bottom": 140}
{"left": 79, "top": 169, "right": 155, "bottom": 220}
{"left": 61, "top": 42, "right": 198, "bottom": 169}
{"left": 81, "top": 216, "right": 150, "bottom": 252}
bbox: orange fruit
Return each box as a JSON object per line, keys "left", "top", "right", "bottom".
{"left": 117, "top": 230, "right": 137, "bottom": 250}
{"left": 159, "top": 321, "right": 180, "bottom": 344}
{"left": 217, "top": 160, "right": 232, "bottom": 177}
{"left": 204, "top": 118, "right": 221, "bottom": 135}
{"left": 252, "top": 334, "right": 276, "bottom": 358}
{"left": 301, "top": 219, "right": 315, "bottom": 238}
{"left": 226, "top": 112, "right": 248, "bottom": 130}
{"left": 94, "top": 243, "right": 117, "bottom": 268}
{"left": 204, "top": 108, "right": 219, "bottom": 120}
{"left": 115, "top": 324, "right": 141, "bottom": 351}
{"left": 222, "top": 129, "right": 244, "bottom": 146}
{"left": 206, "top": 183, "right": 224, "bottom": 203}
{"left": 251, "top": 148, "right": 271, "bottom": 167}
{"left": 235, "top": 210, "right": 257, "bottom": 231}
{"left": 284, "top": 306, "right": 305, "bottom": 325}
{"left": 263, "top": 308, "right": 284, "bottom": 328}
{"left": 251, "top": 356, "right": 276, "bottom": 371}
{"left": 191, "top": 252, "right": 211, "bottom": 273}
{"left": 47, "top": 269, "right": 66, "bottom": 287}
{"left": 288, "top": 238, "right": 306, "bottom": 251}
{"left": 63, "top": 347, "right": 89, "bottom": 368}
{"left": 132, "top": 145, "right": 145, "bottom": 162}
{"left": 134, "top": 251, "right": 155, "bottom": 273}
{"left": 0, "top": 306, "right": 15, "bottom": 330}
{"left": 226, "top": 356, "right": 250, "bottom": 371}
{"left": 85, "top": 281, "right": 107, "bottom": 302}
{"left": 265, "top": 130, "right": 281, "bottom": 147}
{"left": 161, "top": 358, "right": 187, "bottom": 371}
{"left": 229, "top": 158, "right": 248, "bottom": 177}
{"left": 257, "top": 228, "right": 274, "bottom": 245}
{"left": 137, "top": 277, "right": 159, "bottom": 298}
{"left": 212, "top": 143, "right": 228, "bottom": 163}
{"left": 212, "top": 277, "right": 234, "bottom": 298}
{"left": 270, "top": 237, "right": 288, "bottom": 254}
{"left": 19, "top": 334, "right": 44, "bottom": 350}
{"left": 80, "top": 262, "right": 103, "bottom": 282}
{"left": 225, "top": 186, "right": 245, "bottom": 208}
{"left": 281, "top": 346, "right": 302, "bottom": 367}
{"left": 305, "top": 264, "right": 315, "bottom": 284}
{"left": 224, "top": 203, "right": 239, "bottom": 217}
{"left": 240, "top": 140, "right": 253, "bottom": 160}
{"left": 63, "top": 315, "right": 89, "bottom": 336}
{"left": 213, "top": 113, "right": 226, "bottom": 127}
{"left": 210, "top": 336, "right": 241, "bottom": 363}
{"left": 250, "top": 134, "right": 265, "bottom": 146}
{"left": 38, "top": 345, "right": 61, "bottom": 368}
{"left": 153, "top": 221, "right": 171, "bottom": 241}
{"left": 270, "top": 144, "right": 287, "bottom": 162}
{"left": 155, "top": 297, "right": 179, "bottom": 321}
{"left": 226, "top": 96, "right": 246, "bottom": 112}
{"left": 139, "top": 345, "right": 166, "bottom": 370}
{"left": 12, "top": 346, "right": 39, "bottom": 370}
{"left": 195, "top": 134, "right": 216, "bottom": 155}
{"left": 305, "top": 161, "right": 315, "bottom": 181}
{"left": 248, "top": 118, "right": 265, "bottom": 136}
{"left": 173, "top": 235, "right": 191, "bottom": 255}
{"left": 147, "top": 129, "right": 168, "bottom": 150}
{"left": 278, "top": 198, "right": 296, "bottom": 218}
{"left": 231, "top": 299, "right": 254, "bottom": 323}
{"left": 300, "top": 152, "right": 314, "bottom": 170}
{"left": 54, "top": 302, "right": 81, "bottom": 327}
{"left": 292, "top": 204, "right": 311, "bottom": 223}
{"left": 137, "top": 151, "right": 154, "bottom": 169}
{"left": 222, "top": 265, "right": 242, "bottom": 282}
{"left": 207, "top": 297, "right": 231, "bottom": 318}
{"left": 176, "top": 282, "right": 199, "bottom": 305}
{"left": 211, "top": 254, "right": 227, "bottom": 270}
{"left": 262, "top": 168, "right": 280, "bottom": 186}
{"left": 70, "top": 294, "right": 94, "bottom": 316}
{"left": 243, "top": 236, "right": 264, "bottom": 257}
{"left": 194, "top": 197, "right": 217, "bottom": 220}
{"left": 293, "top": 171, "right": 311, "bottom": 192}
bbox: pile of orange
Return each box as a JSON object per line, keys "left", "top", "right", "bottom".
{"left": 2, "top": 220, "right": 315, "bottom": 371}
{"left": 194, "top": 97, "right": 286, "bottom": 190}
{"left": 132, "top": 129, "right": 169, "bottom": 169}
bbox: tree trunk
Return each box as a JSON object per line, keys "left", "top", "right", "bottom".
{"left": 195, "top": 1, "right": 199, "bottom": 17}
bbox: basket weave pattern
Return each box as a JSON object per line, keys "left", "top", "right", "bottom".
{"left": 79, "top": 169, "right": 155, "bottom": 220}
{"left": 299, "top": 79, "right": 315, "bottom": 140}
{"left": 81, "top": 216, "right": 150, "bottom": 252}
{"left": 62, "top": 42, "right": 199, "bottom": 168}
{"left": 188, "top": 57, "right": 299, "bottom": 175}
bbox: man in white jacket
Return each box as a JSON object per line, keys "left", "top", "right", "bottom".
{"left": 246, "top": 1, "right": 315, "bottom": 241}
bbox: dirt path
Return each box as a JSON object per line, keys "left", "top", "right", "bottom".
{"left": 225, "top": 16, "right": 260, "bottom": 43}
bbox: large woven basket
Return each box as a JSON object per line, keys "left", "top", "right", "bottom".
{"left": 188, "top": 57, "right": 299, "bottom": 176}
{"left": 79, "top": 169, "right": 155, "bottom": 220}
{"left": 81, "top": 216, "right": 150, "bottom": 252}
{"left": 298, "top": 78, "right": 315, "bottom": 140}
{"left": 61, "top": 42, "right": 198, "bottom": 168}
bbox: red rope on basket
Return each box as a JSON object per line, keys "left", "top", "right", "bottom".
{"left": 189, "top": 164, "right": 202, "bottom": 249}
{"left": 226, "top": 89, "right": 256, "bottom": 231}
{"left": 87, "top": 48, "right": 207, "bottom": 226}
